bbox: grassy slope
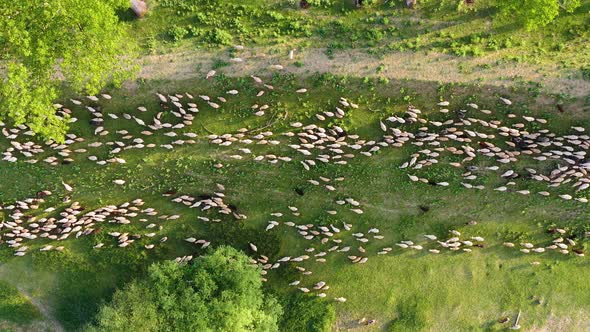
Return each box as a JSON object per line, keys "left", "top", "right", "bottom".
{"left": 0, "top": 1, "right": 588, "bottom": 330}
{"left": 129, "top": 0, "right": 590, "bottom": 74}
{"left": 0, "top": 74, "right": 588, "bottom": 330}
{"left": 0, "top": 280, "right": 41, "bottom": 328}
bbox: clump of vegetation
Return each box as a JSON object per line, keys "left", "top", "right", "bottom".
{"left": 89, "top": 246, "right": 282, "bottom": 331}
{"left": 157, "top": 0, "right": 313, "bottom": 47}
{"left": 0, "top": 281, "right": 41, "bottom": 324}
{"left": 212, "top": 59, "right": 231, "bottom": 69}
{"left": 0, "top": 0, "right": 137, "bottom": 142}
{"left": 307, "top": 0, "right": 336, "bottom": 8}
{"left": 207, "top": 28, "right": 234, "bottom": 46}
{"left": 167, "top": 25, "right": 189, "bottom": 42}
{"left": 496, "top": 0, "right": 582, "bottom": 30}
{"left": 280, "top": 293, "right": 336, "bottom": 332}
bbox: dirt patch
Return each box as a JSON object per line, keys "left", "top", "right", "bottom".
{"left": 137, "top": 47, "right": 590, "bottom": 99}
{"left": 528, "top": 312, "right": 590, "bottom": 332}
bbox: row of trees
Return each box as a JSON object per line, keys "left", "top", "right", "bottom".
{"left": 87, "top": 246, "right": 335, "bottom": 332}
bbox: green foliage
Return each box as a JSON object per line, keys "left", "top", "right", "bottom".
{"left": 362, "top": 0, "right": 379, "bottom": 5}
{"left": 207, "top": 28, "right": 234, "bottom": 46}
{"left": 307, "top": 0, "right": 336, "bottom": 8}
{"left": 167, "top": 25, "right": 189, "bottom": 42}
{"left": 157, "top": 0, "right": 312, "bottom": 47}
{"left": 0, "top": 281, "right": 41, "bottom": 324}
{"left": 88, "top": 282, "right": 160, "bottom": 331}
{"left": 89, "top": 246, "right": 282, "bottom": 332}
{"left": 0, "top": 63, "right": 64, "bottom": 139}
{"left": 496, "top": 0, "right": 582, "bottom": 30}
{"left": 280, "top": 293, "right": 336, "bottom": 332}
{"left": 0, "top": 0, "right": 137, "bottom": 142}
{"left": 451, "top": 43, "right": 485, "bottom": 57}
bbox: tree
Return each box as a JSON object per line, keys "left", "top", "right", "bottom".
{"left": 0, "top": 0, "right": 137, "bottom": 141}
{"left": 280, "top": 293, "right": 336, "bottom": 332}
{"left": 89, "top": 246, "right": 283, "bottom": 332}
{"left": 496, "top": 0, "right": 581, "bottom": 30}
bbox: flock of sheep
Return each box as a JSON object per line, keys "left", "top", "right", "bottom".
{"left": 0, "top": 66, "right": 588, "bottom": 305}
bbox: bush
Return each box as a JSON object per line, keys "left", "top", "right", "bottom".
{"left": 451, "top": 43, "right": 485, "bottom": 57}
{"left": 207, "top": 28, "right": 233, "bottom": 46}
{"left": 89, "top": 246, "right": 283, "bottom": 332}
{"left": 359, "top": 0, "right": 379, "bottom": 6}
{"left": 378, "top": 76, "right": 390, "bottom": 84}
{"left": 307, "top": 0, "right": 336, "bottom": 9}
{"left": 167, "top": 25, "right": 188, "bottom": 42}
{"left": 495, "top": 0, "right": 580, "bottom": 31}
{"left": 280, "top": 293, "right": 336, "bottom": 332}
{"left": 582, "top": 66, "right": 590, "bottom": 81}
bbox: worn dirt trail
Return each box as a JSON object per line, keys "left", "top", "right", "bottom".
{"left": 138, "top": 47, "right": 589, "bottom": 99}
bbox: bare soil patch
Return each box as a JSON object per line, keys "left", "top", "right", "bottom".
{"left": 138, "top": 47, "right": 590, "bottom": 99}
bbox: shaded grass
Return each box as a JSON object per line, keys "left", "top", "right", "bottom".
{"left": 128, "top": 0, "right": 590, "bottom": 73}
{"left": 0, "top": 280, "right": 41, "bottom": 325}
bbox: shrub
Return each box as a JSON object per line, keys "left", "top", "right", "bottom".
{"left": 360, "top": 0, "right": 379, "bottom": 6}
{"left": 207, "top": 28, "right": 233, "bottom": 46}
{"left": 167, "top": 25, "right": 188, "bottom": 42}
{"left": 89, "top": 247, "right": 283, "bottom": 332}
{"left": 366, "top": 28, "right": 385, "bottom": 41}
{"left": 307, "top": 0, "right": 336, "bottom": 9}
{"left": 280, "top": 293, "right": 336, "bottom": 332}
{"left": 495, "top": 0, "right": 580, "bottom": 31}
{"left": 378, "top": 76, "right": 390, "bottom": 84}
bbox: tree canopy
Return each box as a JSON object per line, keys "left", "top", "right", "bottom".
{"left": 0, "top": 0, "right": 137, "bottom": 141}
{"left": 280, "top": 293, "right": 336, "bottom": 332}
{"left": 88, "top": 246, "right": 283, "bottom": 332}
{"left": 496, "top": 0, "right": 581, "bottom": 30}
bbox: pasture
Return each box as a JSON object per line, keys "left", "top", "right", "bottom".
{"left": 1, "top": 0, "right": 589, "bottom": 331}
{"left": 0, "top": 72, "right": 589, "bottom": 331}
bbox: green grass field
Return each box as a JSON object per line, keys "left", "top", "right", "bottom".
{"left": 0, "top": 73, "right": 589, "bottom": 330}
{"left": 1, "top": 0, "right": 589, "bottom": 331}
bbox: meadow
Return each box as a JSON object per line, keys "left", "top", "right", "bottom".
{"left": 0, "top": 0, "right": 589, "bottom": 331}
{"left": 0, "top": 72, "right": 589, "bottom": 331}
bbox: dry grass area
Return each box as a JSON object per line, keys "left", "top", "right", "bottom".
{"left": 528, "top": 312, "right": 590, "bottom": 332}
{"left": 139, "top": 47, "right": 590, "bottom": 100}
